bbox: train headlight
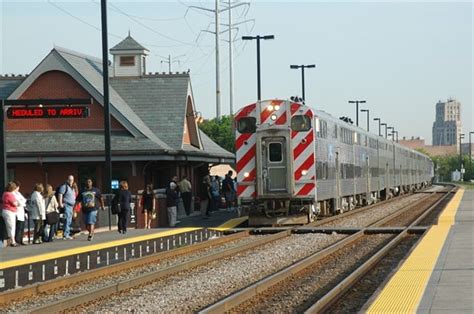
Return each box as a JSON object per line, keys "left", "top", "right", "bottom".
{"left": 274, "top": 104, "right": 280, "bottom": 110}
{"left": 244, "top": 172, "right": 250, "bottom": 178}
{"left": 270, "top": 114, "right": 277, "bottom": 121}
{"left": 301, "top": 169, "right": 308, "bottom": 176}
{"left": 267, "top": 105, "right": 274, "bottom": 111}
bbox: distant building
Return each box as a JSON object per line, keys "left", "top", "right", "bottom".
{"left": 432, "top": 98, "right": 462, "bottom": 149}
{"left": 399, "top": 136, "right": 457, "bottom": 156}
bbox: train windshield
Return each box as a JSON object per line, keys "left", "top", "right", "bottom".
{"left": 291, "top": 115, "right": 311, "bottom": 132}
{"left": 237, "top": 117, "right": 257, "bottom": 133}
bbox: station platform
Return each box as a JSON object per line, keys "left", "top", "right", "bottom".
{"left": 0, "top": 210, "right": 247, "bottom": 292}
{"left": 367, "top": 188, "right": 473, "bottom": 313}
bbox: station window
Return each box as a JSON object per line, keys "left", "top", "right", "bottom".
{"left": 291, "top": 115, "right": 311, "bottom": 132}
{"left": 268, "top": 143, "right": 283, "bottom": 162}
{"left": 236, "top": 117, "right": 257, "bottom": 133}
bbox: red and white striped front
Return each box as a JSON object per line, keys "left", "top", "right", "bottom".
{"left": 235, "top": 103, "right": 257, "bottom": 199}
{"left": 290, "top": 103, "right": 316, "bottom": 198}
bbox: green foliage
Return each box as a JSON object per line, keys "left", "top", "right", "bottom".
{"left": 431, "top": 154, "right": 474, "bottom": 182}
{"left": 199, "top": 115, "right": 235, "bottom": 153}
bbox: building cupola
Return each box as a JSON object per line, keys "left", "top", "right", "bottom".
{"left": 110, "top": 32, "right": 149, "bottom": 77}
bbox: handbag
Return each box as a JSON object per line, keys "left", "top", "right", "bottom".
{"left": 151, "top": 209, "right": 157, "bottom": 220}
{"left": 46, "top": 212, "right": 59, "bottom": 224}
{"left": 111, "top": 202, "right": 121, "bottom": 215}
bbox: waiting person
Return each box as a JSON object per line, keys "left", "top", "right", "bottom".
{"left": 57, "top": 175, "right": 76, "bottom": 240}
{"left": 2, "top": 182, "right": 19, "bottom": 247}
{"left": 199, "top": 175, "right": 212, "bottom": 218}
{"left": 178, "top": 175, "right": 192, "bottom": 216}
{"left": 43, "top": 184, "right": 59, "bottom": 242}
{"left": 13, "top": 181, "right": 27, "bottom": 245}
{"left": 222, "top": 171, "right": 235, "bottom": 212}
{"left": 71, "top": 182, "right": 81, "bottom": 237}
{"left": 75, "top": 178, "right": 105, "bottom": 241}
{"left": 210, "top": 176, "right": 221, "bottom": 212}
{"left": 141, "top": 184, "right": 156, "bottom": 229}
{"left": 117, "top": 180, "right": 132, "bottom": 234}
{"left": 166, "top": 182, "right": 180, "bottom": 227}
{"left": 30, "top": 183, "right": 45, "bottom": 244}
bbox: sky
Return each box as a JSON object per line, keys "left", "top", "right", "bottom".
{"left": 1, "top": 0, "right": 472, "bottom": 144}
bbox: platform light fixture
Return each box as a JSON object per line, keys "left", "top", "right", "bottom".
{"left": 290, "top": 64, "right": 316, "bottom": 103}
{"left": 373, "top": 118, "right": 382, "bottom": 136}
{"left": 348, "top": 100, "right": 366, "bottom": 127}
{"left": 360, "top": 109, "right": 370, "bottom": 132}
{"left": 381, "top": 123, "right": 388, "bottom": 139}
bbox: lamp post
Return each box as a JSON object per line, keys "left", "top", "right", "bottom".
{"left": 469, "top": 131, "right": 474, "bottom": 167}
{"left": 394, "top": 130, "right": 399, "bottom": 143}
{"left": 387, "top": 127, "right": 394, "bottom": 141}
{"left": 242, "top": 35, "right": 275, "bottom": 101}
{"left": 374, "top": 118, "right": 382, "bottom": 136}
{"left": 381, "top": 123, "right": 388, "bottom": 138}
{"left": 459, "top": 133, "right": 465, "bottom": 180}
{"left": 348, "top": 100, "right": 366, "bottom": 127}
{"left": 290, "top": 64, "right": 315, "bottom": 102}
{"left": 360, "top": 109, "right": 369, "bottom": 132}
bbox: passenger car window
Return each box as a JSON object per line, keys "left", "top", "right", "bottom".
{"left": 237, "top": 117, "right": 257, "bottom": 133}
{"left": 291, "top": 115, "right": 311, "bottom": 132}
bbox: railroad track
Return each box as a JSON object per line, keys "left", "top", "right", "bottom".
{"left": 1, "top": 185, "right": 453, "bottom": 313}
{"left": 200, "top": 184, "right": 455, "bottom": 313}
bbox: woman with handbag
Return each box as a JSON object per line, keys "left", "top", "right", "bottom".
{"left": 43, "top": 184, "right": 59, "bottom": 242}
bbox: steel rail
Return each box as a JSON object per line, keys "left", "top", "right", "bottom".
{"left": 28, "top": 230, "right": 292, "bottom": 313}
{"left": 199, "top": 185, "right": 452, "bottom": 313}
{"left": 305, "top": 184, "right": 455, "bottom": 313}
{"left": 0, "top": 230, "right": 250, "bottom": 306}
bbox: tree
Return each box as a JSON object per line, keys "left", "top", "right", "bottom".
{"left": 199, "top": 115, "right": 235, "bottom": 153}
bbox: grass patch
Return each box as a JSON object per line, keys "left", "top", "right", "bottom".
{"left": 458, "top": 182, "right": 474, "bottom": 189}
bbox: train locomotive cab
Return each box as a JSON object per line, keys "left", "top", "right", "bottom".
{"left": 235, "top": 99, "right": 317, "bottom": 225}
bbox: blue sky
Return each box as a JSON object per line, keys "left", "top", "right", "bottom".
{"left": 1, "top": 1, "right": 472, "bottom": 144}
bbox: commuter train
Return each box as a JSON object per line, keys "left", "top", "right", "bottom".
{"left": 234, "top": 99, "right": 434, "bottom": 225}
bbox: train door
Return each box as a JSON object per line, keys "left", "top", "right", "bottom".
{"left": 261, "top": 136, "right": 288, "bottom": 193}
{"left": 366, "top": 156, "right": 371, "bottom": 203}
{"left": 335, "top": 152, "right": 341, "bottom": 211}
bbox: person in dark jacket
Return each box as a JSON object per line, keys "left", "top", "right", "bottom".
{"left": 166, "top": 181, "right": 180, "bottom": 227}
{"left": 117, "top": 181, "right": 132, "bottom": 234}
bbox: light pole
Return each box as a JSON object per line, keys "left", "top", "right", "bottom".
{"left": 381, "top": 123, "right": 388, "bottom": 138}
{"left": 242, "top": 35, "right": 275, "bottom": 101}
{"left": 290, "top": 64, "right": 315, "bottom": 102}
{"left": 394, "top": 130, "right": 399, "bottom": 143}
{"left": 360, "top": 109, "right": 369, "bottom": 132}
{"left": 348, "top": 100, "right": 366, "bottom": 127}
{"left": 459, "top": 133, "right": 465, "bottom": 180}
{"left": 387, "top": 127, "right": 394, "bottom": 141}
{"left": 374, "top": 118, "right": 382, "bottom": 136}
{"left": 469, "top": 131, "right": 474, "bottom": 167}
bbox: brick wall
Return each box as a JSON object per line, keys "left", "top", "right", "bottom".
{"left": 7, "top": 70, "right": 125, "bottom": 131}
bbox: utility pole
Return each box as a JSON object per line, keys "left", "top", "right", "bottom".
{"left": 160, "top": 54, "right": 184, "bottom": 74}
{"left": 290, "top": 64, "right": 316, "bottom": 102}
{"left": 348, "top": 100, "right": 366, "bottom": 127}
{"left": 381, "top": 123, "right": 387, "bottom": 138}
{"left": 228, "top": 0, "right": 234, "bottom": 116}
{"left": 469, "top": 131, "right": 474, "bottom": 168}
{"left": 459, "top": 133, "right": 465, "bottom": 181}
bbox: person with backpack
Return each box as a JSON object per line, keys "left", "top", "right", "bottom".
{"left": 57, "top": 175, "right": 76, "bottom": 240}
{"left": 43, "top": 184, "right": 60, "bottom": 242}
{"left": 115, "top": 180, "right": 132, "bottom": 234}
{"left": 166, "top": 181, "right": 180, "bottom": 227}
{"left": 75, "top": 178, "right": 105, "bottom": 241}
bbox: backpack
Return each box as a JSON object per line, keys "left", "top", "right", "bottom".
{"left": 110, "top": 192, "right": 120, "bottom": 214}
{"left": 55, "top": 184, "right": 69, "bottom": 210}
{"left": 81, "top": 190, "right": 96, "bottom": 209}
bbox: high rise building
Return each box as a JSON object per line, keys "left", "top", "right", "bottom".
{"left": 432, "top": 98, "right": 462, "bottom": 149}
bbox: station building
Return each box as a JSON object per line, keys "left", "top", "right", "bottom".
{"left": 0, "top": 35, "right": 234, "bottom": 197}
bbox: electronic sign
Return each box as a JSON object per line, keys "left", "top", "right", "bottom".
{"left": 7, "top": 106, "right": 89, "bottom": 119}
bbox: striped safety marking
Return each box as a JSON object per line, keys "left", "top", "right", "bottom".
{"left": 235, "top": 103, "right": 257, "bottom": 198}
{"left": 291, "top": 104, "right": 316, "bottom": 197}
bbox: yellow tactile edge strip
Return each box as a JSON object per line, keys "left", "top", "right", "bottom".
{"left": 0, "top": 227, "right": 201, "bottom": 270}
{"left": 367, "top": 188, "right": 465, "bottom": 313}
{"left": 212, "top": 216, "right": 249, "bottom": 231}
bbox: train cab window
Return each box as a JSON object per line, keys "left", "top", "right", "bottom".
{"left": 268, "top": 143, "right": 283, "bottom": 162}
{"left": 236, "top": 117, "right": 257, "bottom": 133}
{"left": 291, "top": 115, "right": 311, "bottom": 132}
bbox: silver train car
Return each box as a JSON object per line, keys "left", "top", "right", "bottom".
{"left": 234, "top": 99, "right": 434, "bottom": 225}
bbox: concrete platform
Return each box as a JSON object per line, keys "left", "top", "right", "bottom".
{"left": 367, "top": 188, "right": 474, "bottom": 313}
{"left": 177, "top": 208, "right": 242, "bottom": 228}
{"left": 418, "top": 189, "right": 474, "bottom": 313}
